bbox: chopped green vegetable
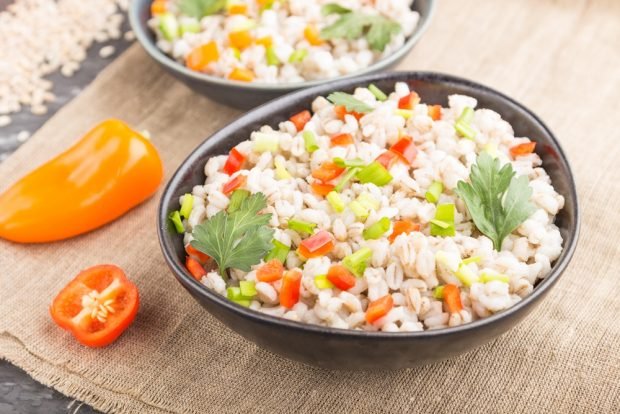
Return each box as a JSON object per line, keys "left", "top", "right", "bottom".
{"left": 368, "top": 83, "right": 387, "bottom": 101}
{"left": 321, "top": 3, "right": 351, "bottom": 15}
{"left": 349, "top": 200, "right": 369, "bottom": 220}
{"left": 264, "top": 239, "right": 290, "bottom": 263}
{"left": 303, "top": 131, "right": 319, "bottom": 153}
{"left": 343, "top": 247, "right": 372, "bottom": 277}
{"left": 287, "top": 218, "right": 316, "bottom": 235}
{"left": 180, "top": 19, "right": 201, "bottom": 35}
{"left": 356, "top": 161, "right": 393, "bottom": 186}
{"left": 228, "top": 189, "right": 250, "bottom": 213}
{"left": 462, "top": 256, "right": 482, "bottom": 265}
{"left": 356, "top": 192, "right": 380, "bottom": 210}
{"left": 425, "top": 181, "right": 444, "bottom": 203}
{"left": 433, "top": 285, "right": 445, "bottom": 299}
{"left": 289, "top": 49, "right": 308, "bottom": 63}
{"left": 231, "top": 47, "right": 241, "bottom": 60}
{"left": 333, "top": 157, "right": 365, "bottom": 168}
{"left": 159, "top": 13, "right": 179, "bottom": 40}
{"left": 326, "top": 191, "right": 345, "bottom": 212}
{"left": 394, "top": 109, "right": 413, "bottom": 119}
{"left": 266, "top": 46, "right": 280, "bottom": 66}
{"left": 169, "top": 210, "right": 185, "bottom": 233}
{"left": 274, "top": 158, "right": 292, "bottom": 180}
{"left": 430, "top": 203, "right": 455, "bottom": 237}
{"left": 480, "top": 271, "right": 510, "bottom": 283}
{"left": 455, "top": 107, "right": 476, "bottom": 140}
{"left": 363, "top": 217, "right": 390, "bottom": 240}
{"left": 180, "top": 194, "right": 194, "bottom": 219}
{"left": 253, "top": 132, "right": 279, "bottom": 153}
{"left": 179, "top": 0, "right": 226, "bottom": 19}
{"left": 227, "top": 286, "right": 242, "bottom": 300}
{"left": 327, "top": 92, "right": 373, "bottom": 113}
{"left": 334, "top": 167, "right": 360, "bottom": 192}
{"left": 314, "top": 274, "right": 335, "bottom": 289}
{"left": 455, "top": 152, "right": 535, "bottom": 251}
{"left": 239, "top": 280, "right": 257, "bottom": 297}
{"left": 191, "top": 193, "right": 274, "bottom": 277}
{"left": 455, "top": 263, "right": 479, "bottom": 287}
{"left": 320, "top": 11, "right": 401, "bottom": 52}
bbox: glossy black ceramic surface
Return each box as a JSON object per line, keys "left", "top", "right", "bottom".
{"left": 157, "top": 72, "right": 579, "bottom": 370}
{"left": 129, "top": 0, "right": 436, "bottom": 109}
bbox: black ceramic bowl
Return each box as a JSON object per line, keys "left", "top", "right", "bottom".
{"left": 129, "top": 0, "right": 435, "bottom": 109}
{"left": 158, "top": 72, "right": 579, "bottom": 370}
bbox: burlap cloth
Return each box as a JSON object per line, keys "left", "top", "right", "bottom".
{"left": 1, "top": 0, "right": 618, "bottom": 412}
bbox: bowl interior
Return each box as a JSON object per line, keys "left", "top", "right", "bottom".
{"left": 158, "top": 71, "right": 579, "bottom": 337}
{"left": 129, "top": 0, "right": 436, "bottom": 91}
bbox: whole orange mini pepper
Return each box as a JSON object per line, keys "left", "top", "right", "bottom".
{"left": 0, "top": 119, "right": 164, "bottom": 243}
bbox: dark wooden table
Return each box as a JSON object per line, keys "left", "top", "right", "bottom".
{"left": 0, "top": 3, "right": 133, "bottom": 411}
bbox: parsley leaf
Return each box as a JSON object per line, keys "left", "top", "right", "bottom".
{"left": 320, "top": 11, "right": 401, "bottom": 52}
{"left": 455, "top": 153, "right": 535, "bottom": 251}
{"left": 327, "top": 92, "right": 374, "bottom": 113}
{"left": 179, "top": 0, "right": 226, "bottom": 19}
{"left": 190, "top": 192, "right": 274, "bottom": 277}
{"left": 322, "top": 3, "right": 352, "bottom": 16}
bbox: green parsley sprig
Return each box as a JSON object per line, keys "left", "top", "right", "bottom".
{"left": 191, "top": 192, "right": 274, "bottom": 277}
{"left": 455, "top": 153, "right": 535, "bottom": 251}
{"left": 327, "top": 92, "right": 373, "bottom": 113}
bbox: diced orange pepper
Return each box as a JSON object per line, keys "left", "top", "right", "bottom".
{"left": 311, "top": 162, "right": 345, "bottom": 182}
{"left": 186, "top": 244, "right": 210, "bottom": 263}
{"left": 229, "top": 30, "right": 253, "bottom": 50}
{"left": 290, "top": 110, "right": 312, "bottom": 132}
{"left": 280, "top": 270, "right": 302, "bottom": 309}
{"left": 311, "top": 182, "right": 335, "bottom": 197}
{"left": 228, "top": 67, "right": 255, "bottom": 82}
{"left": 228, "top": 3, "right": 248, "bottom": 14}
{"left": 150, "top": 0, "right": 167, "bottom": 15}
{"left": 388, "top": 220, "right": 420, "bottom": 243}
{"left": 186, "top": 42, "right": 220, "bottom": 72}
{"left": 365, "top": 294, "right": 394, "bottom": 323}
{"left": 256, "top": 36, "right": 272, "bottom": 48}
{"left": 297, "top": 241, "right": 334, "bottom": 259}
{"left": 327, "top": 265, "right": 356, "bottom": 291}
{"left": 443, "top": 284, "right": 463, "bottom": 314}
{"left": 330, "top": 133, "right": 354, "bottom": 146}
{"left": 186, "top": 256, "right": 207, "bottom": 281}
{"left": 509, "top": 142, "right": 536, "bottom": 157}
{"left": 304, "top": 25, "right": 324, "bottom": 46}
{"left": 428, "top": 105, "right": 442, "bottom": 120}
{"left": 257, "top": 259, "right": 284, "bottom": 282}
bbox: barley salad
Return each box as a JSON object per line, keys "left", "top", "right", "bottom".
{"left": 148, "top": 0, "right": 419, "bottom": 83}
{"left": 170, "top": 82, "right": 565, "bottom": 332}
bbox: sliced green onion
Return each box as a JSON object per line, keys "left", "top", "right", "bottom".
{"left": 239, "top": 280, "right": 257, "bottom": 297}
{"left": 159, "top": 13, "right": 179, "bottom": 41}
{"left": 334, "top": 167, "right": 360, "bottom": 192}
{"left": 274, "top": 158, "right": 292, "bottom": 180}
{"left": 233, "top": 299, "right": 252, "bottom": 307}
{"left": 264, "top": 239, "right": 290, "bottom": 263}
{"left": 228, "top": 189, "right": 250, "bottom": 213}
{"left": 433, "top": 285, "right": 445, "bottom": 299}
{"left": 356, "top": 192, "right": 380, "bottom": 210}
{"left": 425, "top": 181, "right": 443, "bottom": 203}
{"left": 457, "top": 106, "right": 475, "bottom": 123}
{"left": 231, "top": 47, "right": 241, "bottom": 60}
{"left": 287, "top": 218, "right": 316, "bottom": 235}
{"left": 333, "top": 157, "right": 365, "bottom": 168}
{"left": 227, "top": 287, "right": 242, "bottom": 301}
{"left": 265, "top": 46, "right": 280, "bottom": 66}
{"left": 462, "top": 256, "right": 482, "bottom": 265}
{"left": 326, "top": 191, "right": 345, "bottom": 212}
{"left": 455, "top": 107, "right": 476, "bottom": 140}
{"left": 302, "top": 131, "right": 319, "bottom": 153}
{"left": 480, "top": 271, "right": 510, "bottom": 283}
{"left": 253, "top": 132, "right": 279, "bottom": 153}
{"left": 180, "top": 19, "right": 201, "bottom": 35}
{"left": 356, "top": 161, "right": 392, "bottom": 186}
{"left": 430, "top": 203, "right": 455, "bottom": 237}
{"left": 343, "top": 247, "right": 372, "bottom": 277}
{"left": 368, "top": 84, "right": 387, "bottom": 101}
{"left": 289, "top": 49, "right": 307, "bottom": 63}
{"left": 455, "top": 263, "right": 479, "bottom": 287}
{"left": 394, "top": 109, "right": 414, "bottom": 119}
{"left": 179, "top": 194, "right": 194, "bottom": 219}
{"left": 169, "top": 211, "right": 185, "bottom": 233}
{"left": 349, "top": 200, "right": 369, "bottom": 220}
{"left": 314, "top": 274, "right": 334, "bottom": 289}
{"left": 363, "top": 217, "right": 391, "bottom": 240}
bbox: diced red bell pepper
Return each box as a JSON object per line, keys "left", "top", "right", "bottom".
{"left": 443, "top": 284, "right": 463, "bottom": 314}
{"left": 428, "top": 105, "right": 442, "bottom": 120}
{"left": 330, "top": 133, "right": 354, "bottom": 146}
{"left": 186, "top": 244, "right": 210, "bottom": 263}
{"left": 327, "top": 265, "right": 356, "bottom": 291}
{"left": 390, "top": 136, "right": 418, "bottom": 164}
{"left": 222, "top": 148, "right": 246, "bottom": 175}
{"left": 311, "top": 162, "right": 345, "bottom": 182}
{"left": 186, "top": 256, "right": 207, "bottom": 281}
{"left": 365, "top": 294, "right": 394, "bottom": 323}
{"left": 375, "top": 151, "right": 398, "bottom": 169}
{"left": 280, "top": 270, "right": 302, "bottom": 309}
{"left": 257, "top": 259, "right": 284, "bottom": 282}
{"left": 398, "top": 92, "right": 421, "bottom": 110}
{"left": 311, "top": 182, "right": 335, "bottom": 197}
{"left": 509, "top": 142, "right": 536, "bottom": 157}
{"left": 334, "top": 105, "right": 363, "bottom": 121}
{"left": 222, "top": 175, "right": 246, "bottom": 195}
{"left": 290, "top": 110, "right": 312, "bottom": 132}
{"left": 298, "top": 230, "right": 334, "bottom": 259}
{"left": 388, "top": 220, "right": 421, "bottom": 243}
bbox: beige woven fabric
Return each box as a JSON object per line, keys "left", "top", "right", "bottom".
{"left": 1, "top": 0, "right": 619, "bottom": 412}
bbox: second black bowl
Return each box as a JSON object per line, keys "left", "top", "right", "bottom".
{"left": 157, "top": 72, "right": 579, "bottom": 370}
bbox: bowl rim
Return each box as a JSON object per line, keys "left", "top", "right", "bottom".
{"left": 129, "top": 0, "right": 437, "bottom": 91}
{"left": 157, "top": 71, "right": 580, "bottom": 339}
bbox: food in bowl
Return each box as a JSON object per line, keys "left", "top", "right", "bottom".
{"left": 169, "top": 82, "right": 565, "bottom": 332}
{"left": 147, "top": 0, "right": 420, "bottom": 83}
